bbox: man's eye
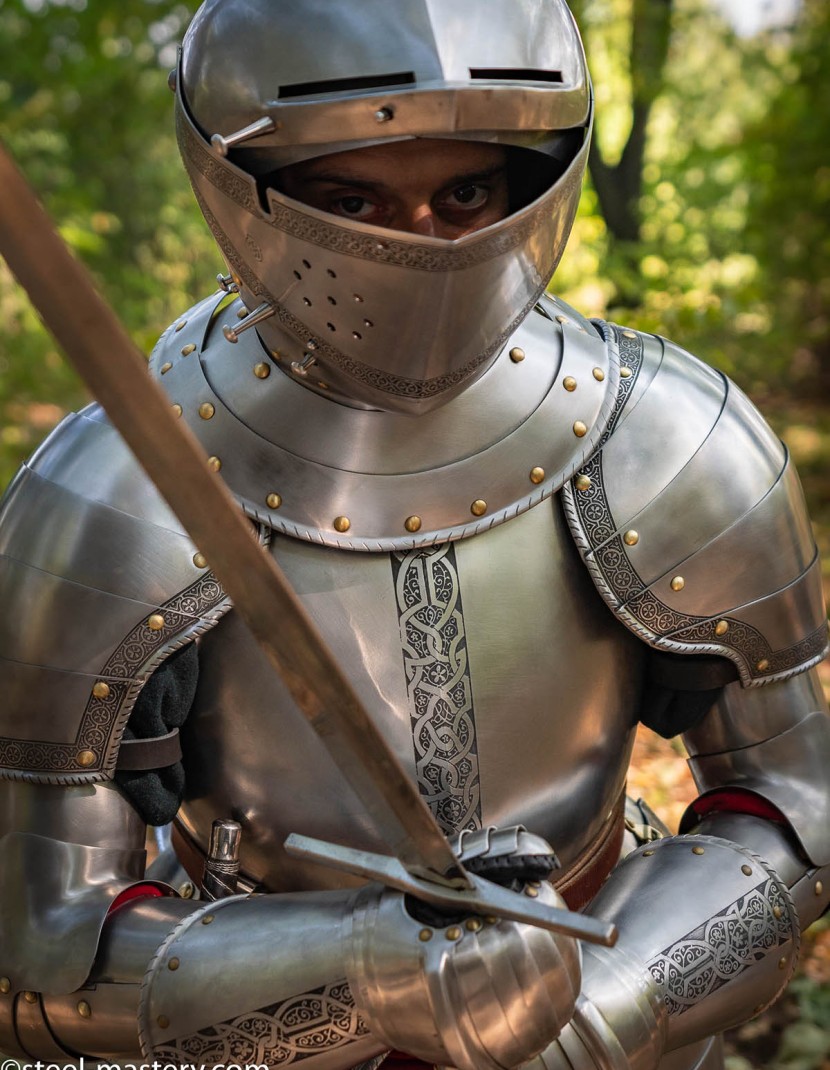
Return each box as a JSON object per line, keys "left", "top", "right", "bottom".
{"left": 447, "top": 184, "right": 488, "bottom": 209}
{"left": 333, "top": 195, "right": 376, "bottom": 219}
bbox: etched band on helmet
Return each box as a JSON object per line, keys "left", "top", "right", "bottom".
{"left": 175, "top": 0, "right": 592, "bottom": 413}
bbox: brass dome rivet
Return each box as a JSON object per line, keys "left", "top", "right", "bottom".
{"left": 77, "top": 750, "right": 96, "bottom": 768}
{"left": 237, "top": 306, "right": 249, "bottom": 319}
{"left": 92, "top": 681, "right": 110, "bottom": 700}
{"left": 147, "top": 614, "right": 166, "bottom": 632}
{"left": 180, "top": 882, "right": 194, "bottom": 899}
{"left": 266, "top": 493, "right": 283, "bottom": 510}
{"left": 692, "top": 845, "right": 705, "bottom": 855}
{"left": 405, "top": 515, "right": 422, "bottom": 533}
{"left": 317, "top": 381, "right": 330, "bottom": 390}
{"left": 465, "top": 918, "right": 483, "bottom": 933}
{"left": 555, "top": 314, "right": 569, "bottom": 324}
{"left": 160, "top": 362, "right": 173, "bottom": 375}
{"left": 593, "top": 367, "right": 605, "bottom": 382}
{"left": 715, "top": 620, "right": 730, "bottom": 637}
{"left": 741, "top": 865, "right": 753, "bottom": 876}
{"left": 643, "top": 849, "right": 655, "bottom": 857}
{"left": 524, "top": 886, "right": 539, "bottom": 898}
{"left": 207, "top": 456, "right": 222, "bottom": 472}
{"left": 773, "top": 906, "right": 783, "bottom": 919}
{"left": 484, "top": 915, "right": 498, "bottom": 925}
{"left": 168, "top": 957, "right": 180, "bottom": 972}
{"left": 816, "top": 881, "right": 824, "bottom": 897}
{"left": 199, "top": 402, "right": 215, "bottom": 420}
{"left": 175, "top": 320, "right": 187, "bottom": 332}
{"left": 563, "top": 376, "right": 577, "bottom": 392}
{"left": 254, "top": 362, "right": 271, "bottom": 379}
{"left": 201, "top": 914, "right": 215, "bottom": 925}
{"left": 171, "top": 403, "right": 183, "bottom": 418}
{"left": 418, "top": 928, "right": 433, "bottom": 942}
{"left": 574, "top": 474, "right": 592, "bottom": 492}
{"left": 509, "top": 347, "right": 525, "bottom": 363}
{"left": 471, "top": 499, "right": 487, "bottom": 517}
{"left": 778, "top": 956, "right": 788, "bottom": 970}
{"left": 620, "top": 367, "right": 633, "bottom": 379}
{"left": 573, "top": 421, "right": 588, "bottom": 438}
{"left": 24, "top": 991, "right": 38, "bottom": 1004}
{"left": 622, "top": 330, "right": 637, "bottom": 339}
{"left": 445, "top": 926, "right": 462, "bottom": 941}
{"left": 193, "top": 552, "right": 208, "bottom": 569}
{"left": 530, "top": 467, "right": 545, "bottom": 485}
{"left": 623, "top": 530, "right": 640, "bottom": 546}
{"left": 157, "top": 1014, "right": 170, "bottom": 1030}
{"left": 0, "top": 977, "right": 10, "bottom": 995}
{"left": 333, "top": 516, "right": 351, "bottom": 533}
{"left": 670, "top": 576, "right": 685, "bottom": 592}
{"left": 181, "top": 343, "right": 196, "bottom": 356}
{"left": 756, "top": 658, "right": 770, "bottom": 672}
{"left": 77, "top": 1000, "right": 91, "bottom": 1019}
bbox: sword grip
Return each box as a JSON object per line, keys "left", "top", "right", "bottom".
{"left": 201, "top": 818, "right": 242, "bottom": 901}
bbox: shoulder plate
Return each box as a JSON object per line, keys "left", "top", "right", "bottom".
{"left": 0, "top": 404, "right": 237, "bottom": 784}
{"left": 149, "top": 291, "right": 619, "bottom": 551}
{"left": 563, "top": 324, "right": 828, "bottom": 687}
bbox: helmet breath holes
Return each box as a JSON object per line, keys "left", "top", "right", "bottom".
{"left": 327, "top": 269, "right": 337, "bottom": 278}
{"left": 327, "top": 323, "right": 336, "bottom": 332}
{"left": 293, "top": 270, "right": 302, "bottom": 280}
{"left": 327, "top": 296, "right": 337, "bottom": 305}
{"left": 302, "top": 259, "right": 311, "bottom": 270}
{"left": 363, "top": 319, "right": 374, "bottom": 328}
{"left": 303, "top": 297, "right": 312, "bottom": 307}
{"left": 353, "top": 332, "right": 362, "bottom": 341}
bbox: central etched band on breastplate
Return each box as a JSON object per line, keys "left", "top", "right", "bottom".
{"left": 391, "top": 544, "right": 482, "bottom": 836}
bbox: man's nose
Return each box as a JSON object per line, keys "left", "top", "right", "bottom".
{"left": 406, "top": 202, "right": 438, "bottom": 237}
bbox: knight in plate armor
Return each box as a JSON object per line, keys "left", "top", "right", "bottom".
{"left": 0, "top": 2, "right": 828, "bottom": 1069}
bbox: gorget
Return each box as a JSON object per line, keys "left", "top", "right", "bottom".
{"left": 148, "top": 291, "right": 618, "bottom": 551}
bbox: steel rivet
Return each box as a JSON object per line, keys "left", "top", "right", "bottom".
{"left": 193, "top": 552, "right": 208, "bottom": 569}
{"left": 741, "top": 864, "right": 753, "bottom": 876}
{"left": 816, "top": 881, "right": 824, "bottom": 897}
{"left": 692, "top": 845, "right": 705, "bottom": 855}
{"left": 623, "top": 530, "right": 640, "bottom": 546}
{"left": 445, "top": 926, "right": 462, "bottom": 941}
{"left": 175, "top": 321, "right": 187, "bottom": 332}
{"left": 374, "top": 107, "right": 394, "bottom": 123}
{"left": 147, "top": 614, "right": 165, "bottom": 632}
{"left": 465, "top": 918, "right": 483, "bottom": 933}
{"left": 237, "top": 306, "right": 249, "bottom": 319}
{"left": 207, "top": 456, "right": 222, "bottom": 472}
{"left": 471, "top": 499, "right": 487, "bottom": 517}
{"left": 670, "top": 576, "right": 685, "bottom": 592}
{"left": 92, "top": 681, "right": 110, "bottom": 700}
{"left": 484, "top": 915, "right": 498, "bottom": 925}
{"left": 23, "top": 991, "right": 37, "bottom": 1004}
{"left": 773, "top": 906, "right": 783, "bottom": 919}
{"left": 180, "top": 882, "right": 194, "bottom": 899}
{"left": 199, "top": 402, "right": 215, "bottom": 420}
{"left": 573, "top": 421, "right": 588, "bottom": 438}
{"left": 756, "top": 658, "right": 770, "bottom": 672}
{"left": 715, "top": 620, "right": 730, "bottom": 637}
{"left": 77, "top": 750, "right": 96, "bottom": 767}
{"left": 643, "top": 850, "right": 655, "bottom": 857}
{"left": 266, "top": 493, "right": 283, "bottom": 510}
{"left": 168, "top": 958, "right": 180, "bottom": 972}
{"left": 160, "top": 362, "right": 173, "bottom": 375}
{"left": 778, "top": 956, "right": 788, "bottom": 970}
{"left": 171, "top": 403, "right": 183, "bottom": 418}
{"left": 556, "top": 315, "right": 569, "bottom": 324}
{"left": 333, "top": 516, "right": 351, "bottom": 533}
{"left": 574, "top": 474, "right": 592, "bottom": 492}
{"left": 620, "top": 367, "right": 633, "bottom": 379}
{"left": 593, "top": 367, "right": 605, "bottom": 382}
{"left": 524, "top": 886, "right": 539, "bottom": 898}
{"left": 77, "top": 1000, "right": 91, "bottom": 1019}
{"left": 563, "top": 376, "right": 577, "bottom": 392}
{"left": 405, "top": 516, "right": 422, "bottom": 533}
{"left": 622, "top": 330, "right": 637, "bottom": 339}
{"left": 201, "top": 914, "right": 215, "bottom": 925}
{"left": 157, "top": 1015, "right": 170, "bottom": 1030}
{"left": 254, "top": 362, "right": 271, "bottom": 379}
{"left": 0, "top": 978, "right": 10, "bottom": 995}
{"left": 530, "top": 467, "right": 545, "bottom": 485}
{"left": 418, "top": 928, "right": 433, "bottom": 942}
{"left": 181, "top": 343, "right": 196, "bottom": 356}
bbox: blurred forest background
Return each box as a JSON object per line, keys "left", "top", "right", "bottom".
{"left": 0, "top": 0, "right": 828, "bottom": 1066}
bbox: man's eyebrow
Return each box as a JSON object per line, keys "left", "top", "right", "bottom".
{"left": 303, "top": 165, "right": 507, "bottom": 191}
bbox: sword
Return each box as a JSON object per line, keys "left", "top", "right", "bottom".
{"left": 0, "top": 140, "right": 615, "bottom": 947}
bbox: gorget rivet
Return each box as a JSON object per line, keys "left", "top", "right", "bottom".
{"left": 181, "top": 343, "right": 196, "bottom": 356}
{"left": 201, "top": 914, "right": 215, "bottom": 925}
{"left": 642, "top": 850, "right": 655, "bottom": 857}
{"left": 715, "top": 620, "right": 730, "bottom": 637}
{"left": 333, "top": 516, "right": 351, "bottom": 533}
{"left": 157, "top": 1015, "right": 170, "bottom": 1030}
{"left": 692, "top": 845, "right": 705, "bottom": 855}
{"left": 773, "top": 905, "right": 783, "bottom": 919}
{"left": 741, "top": 864, "right": 753, "bottom": 876}
{"left": 254, "top": 362, "right": 271, "bottom": 379}
{"left": 92, "top": 681, "right": 111, "bottom": 700}
{"left": 575, "top": 474, "right": 592, "bottom": 492}
{"left": 623, "top": 530, "right": 639, "bottom": 546}
{"left": 168, "top": 957, "right": 180, "bottom": 971}
{"left": 199, "top": 402, "right": 216, "bottom": 420}
{"left": 375, "top": 106, "right": 394, "bottom": 123}
{"left": 0, "top": 977, "right": 10, "bottom": 995}
{"left": 484, "top": 915, "right": 498, "bottom": 925}
{"left": 670, "top": 576, "right": 685, "bottom": 592}
{"left": 573, "top": 420, "right": 588, "bottom": 438}
{"left": 563, "top": 376, "right": 577, "bottom": 392}
{"left": 816, "top": 881, "right": 824, "bottom": 897}
{"left": 622, "top": 330, "right": 637, "bottom": 339}
{"left": 148, "top": 614, "right": 166, "bottom": 632}
{"left": 593, "top": 367, "right": 605, "bottom": 381}
{"left": 160, "top": 362, "right": 173, "bottom": 375}
{"left": 509, "top": 347, "right": 525, "bottom": 363}
{"left": 465, "top": 918, "right": 483, "bottom": 933}
{"left": 470, "top": 499, "right": 487, "bottom": 517}
{"left": 620, "top": 367, "right": 633, "bottom": 379}
{"left": 207, "top": 456, "right": 222, "bottom": 472}
{"left": 556, "top": 315, "right": 569, "bottom": 324}
{"left": 77, "top": 750, "right": 96, "bottom": 768}
{"left": 23, "top": 991, "right": 38, "bottom": 1004}
{"left": 175, "top": 320, "right": 187, "bottom": 332}
{"left": 266, "top": 493, "right": 283, "bottom": 510}
{"left": 445, "top": 926, "right": 462, "bottom": 941}
{"left": 530, "top": 467, "right": 545, "bottom": 485}
{"left": 77, "top": 1000, "right": 91, "bottom": 1019}
{"left": 171, "top": 403, "right": 183, "bottom": 418}
{"left": 180, "top": 882, "right": 194, "bottom": 899}
{"left": 756, "top": 658, "right": 770, "bottom": 672}
{"left": 193, "top": 553, "right": 208, "bottom": 569}
{"left": 405, "top": 516, "right": 422, "bottom": 533}
{"left": 418, "top": 928, "right": 433, "bottom": 942}
{"left": 778, "top": 956, "right": 788, "bottom": 970}
{"left": 524, "top": 886, "right": 539, "bottom": 898}
{"left": 237, "top": 306, "right": 249, "bottom": 319}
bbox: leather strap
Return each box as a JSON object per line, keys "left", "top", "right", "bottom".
{"left": 116, "top": 728, "right": 182, "bottom": 771}
{"left": 553, "top": 790, "right": 626, "bottom": 910}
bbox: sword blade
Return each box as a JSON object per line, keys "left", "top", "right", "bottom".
{"left": 0, "top": 139, "right": 466, "bottom": 888}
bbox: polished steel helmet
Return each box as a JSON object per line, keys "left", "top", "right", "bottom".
{"left": 176, "top": 0, "right": 592, "bottom": 413}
